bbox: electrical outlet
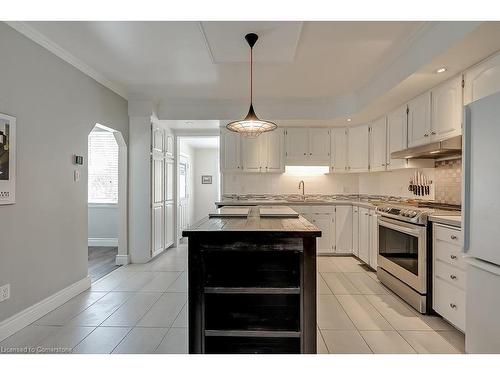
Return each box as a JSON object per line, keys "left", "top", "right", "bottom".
{"left": 0, "top": 284, "right": 10, "bottom": 302}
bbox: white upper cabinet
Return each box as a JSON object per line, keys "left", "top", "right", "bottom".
{"left": 152, "top": 126, "right": 164, "bottom": 154}
{"left": 285, "top": 128, "right": 330, "bottom": 166}
{"left": 165, "top": 132, "right": 174, "bottom": 158}
{"left": 347, "top": 124, "right": 370, "bottom": 173}
{"left": 285, "top": 128, "right": 309, "bottom": 164}
{"left": 231, "top": 128, "right": 284, "bottom": 173}
{"left": 330, "top": 128, "right": 348, "bottom": 173}
{"left": 220, "top": 128, "right": 242, "bottom": 172}
{"left": 386, "top": 105, "right": 408, "bottom": 170}
{"left": 242, "top": 136, "right": 263, "bottom": 172}
{"left": 335, "top": 205, "right": 353, "bottom": 254}
{"left": 464, "top": 52, "right": 500, "bottom": 105}
{"left": 408, "top": 91, "right": 432, "bottom": 147}
{"left": 370, "top": 116, "right": 387, "bottom": 172}
{"left": 264, "top": 129, "right": 285, "bottom": 173}
{"left": 431, "top": 75, "right": 463, "bottom": 141}
{"left": 308, "top": 128, "right": 331, "bottom": 164}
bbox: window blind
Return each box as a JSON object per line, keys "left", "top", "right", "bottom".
{"left": 88, "top": 130, "right": 119, "bottom": 204}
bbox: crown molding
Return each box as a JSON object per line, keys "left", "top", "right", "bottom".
{"left": 5, "top": 21, "right": 128, "bottom": 99}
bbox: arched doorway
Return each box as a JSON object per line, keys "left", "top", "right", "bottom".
{"left": 87, "top": 123, "right": 128, "bottom": 282}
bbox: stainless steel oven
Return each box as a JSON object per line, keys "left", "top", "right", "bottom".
{"left": 376, "top": 206, "right": 429, "bottom": 313}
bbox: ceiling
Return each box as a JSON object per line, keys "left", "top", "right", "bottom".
{"left": 180, "top": 136, "right": 219, "bottom": 149}
{"left": 12, "top": 21, "right": 500, "bottom": 124}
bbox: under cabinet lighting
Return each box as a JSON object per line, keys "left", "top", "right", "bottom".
{"left": 347, "top": 118, "right": 352, "bottom": 122}
{"left": 436, "top": 67, "right": 447, "bottom": 74}
{"left": 285, "top": 166, "right": 330, "bottom": 176}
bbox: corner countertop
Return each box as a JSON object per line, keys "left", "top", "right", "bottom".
{"left": 428, "top": 214, "right": 462, "bottom": 228}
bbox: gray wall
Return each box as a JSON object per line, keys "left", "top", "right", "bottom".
{"left": 88, "top": 205, "right": 118, "bottom": 242}
{"left": 0, "top": 23, "right": 128, "bottom": 322}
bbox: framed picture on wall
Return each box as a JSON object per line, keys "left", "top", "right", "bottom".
{"left": 0, "top": 113, "right": 16, "bottom": 205}
{"left": 201, "top": 175, "right": 212, "bottom": 184}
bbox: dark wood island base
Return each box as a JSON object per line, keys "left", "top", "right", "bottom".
{"left": 182, "top": 206, "right": 321, "bottom": 354}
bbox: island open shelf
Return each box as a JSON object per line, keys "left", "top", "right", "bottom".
{"left": 182, "top": 206, "right": 320, "bottom": 354}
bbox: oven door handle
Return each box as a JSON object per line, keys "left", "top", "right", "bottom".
{"left": 378, "top": 217, "right": 424, "bottom": 237}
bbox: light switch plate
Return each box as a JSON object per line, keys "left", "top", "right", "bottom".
{"left": 0, "top": 284, "right": 10, "bottom": 302}
{"left": 74, "top": 170, "right": 81, "bottom": 182}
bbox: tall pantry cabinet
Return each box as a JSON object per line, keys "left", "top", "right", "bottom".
{"left": 151, "top": 125, "right": 175, "bottom": 257}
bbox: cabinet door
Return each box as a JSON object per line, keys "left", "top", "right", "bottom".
{"left": 464, "top": 51, "right": 500, "bottom": 104}
{"left": 308, "top": 128, "right": 331, "bottom": 165}
{"left": 358, "top": 208, "right": 370, "bottom": 264}
{"left": 221, "top": 128, "right": 241, "bottom": 172}
{"left": 265, "top": 128, "right": 285, "bottom": 173}
{"left": 352, "top": 206, "right": 359, "bottom": 257}
{"left": 431, "top": 75, "right": 462, "bottom": 141}
{"left": 165, "top": 133, "right": 174, "bottom": 157}
{"left": 152, "top": 126, "right": 164, "bottom": 154}
{"left": 330, "top": 128, "right": 348, "bottom": 172}
{"left": 285, "top": 128, "right": 309, "bottom": 164}
{"left": 152, "top": 154, "right": 164, "bottom": 256}
{"left": 312, "top": 214, "right": 335, "bottom": 254}
{"left": 165, "top": 158, "right": 174, "bottom": 202}
{"left": 408, "top": 91, "right": 432, "bottom": 147}
{"left": 241, "top": 136, "right": 263, "bottom": 172}
{"left": 164, "top": 203, "right": 174, "bottom": 248}
{"left": 335, "top": 206, "right": 352, "bottom": 254}
{"left": 152, "top": 206, "right": 164, "bottom": 256}
{"left": 369, "top": 211, "right": 378, "bottom": 270}
{"left": 386, "top": 106, "right": 408, "bottom": 170}
{"left": 370, "top": 116, "right": 387, "bottom": 172}
{"left": 347, "top": 124, "right": 370, "bottom": 172}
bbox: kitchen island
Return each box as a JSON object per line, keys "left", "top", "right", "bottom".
{"left": 182, "top": 206, "right": 320, "bottom": 354}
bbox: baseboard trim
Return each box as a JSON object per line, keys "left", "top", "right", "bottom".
{"left": 88, "top": 237, "right": 118, "bottom": 247}
{"left": 0, "top": 276, "right": 91, "bottom": 342}
{"left": 115, "top": 254, "right": 130, "bottom": 266}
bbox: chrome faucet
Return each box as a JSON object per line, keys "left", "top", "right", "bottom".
{"left": 298, "top": 180, "right": 305, "bottom": 196}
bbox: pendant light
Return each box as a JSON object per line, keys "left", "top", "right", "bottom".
{"left": 226, "top": 33, "right": 277, "bottom": 137}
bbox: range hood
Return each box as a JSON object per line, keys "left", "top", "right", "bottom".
{"left": 391, "top": 135, "right": 462, "bottom": 159}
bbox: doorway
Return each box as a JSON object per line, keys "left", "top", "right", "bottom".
{"left": 87, "top": 124, "right": 128, "bottom": 282}
{"left": 177, "top": 136, "right": 220, "bottom": 242}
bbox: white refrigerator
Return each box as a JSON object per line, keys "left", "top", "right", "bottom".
{"left": 463, "top": 91, "right": 500, "bottom": 353}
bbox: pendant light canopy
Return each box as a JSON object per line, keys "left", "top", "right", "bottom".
{"left": 226, "top": 33, "right": 277, "bottom": 137}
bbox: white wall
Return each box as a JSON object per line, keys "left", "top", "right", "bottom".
{"left": 88, "top": 205, "right": 118, "bottom": 246}
{"left": 0, "top": 23, "right": 128, "bottom": 322}
{"left": 193, "top": 148, "right": 220, "bottom": 222}
{"left": 223, "top": 172, "right": 359, "bottom": 195}
{"left": 223, "top": 167, "right": 435, "bottom": 200}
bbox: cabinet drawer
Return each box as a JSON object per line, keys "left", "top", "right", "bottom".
{"left": 435, "top": 260, "right": 466, "bottom": 290}
{"left": 434, "top": 224, "right": 462, "bottom": 246}
{"left": 433, "top": 278, "right": 465, "bottom": 331}
{"left": 434, "top": 240, "right": 466, "bottom": 270}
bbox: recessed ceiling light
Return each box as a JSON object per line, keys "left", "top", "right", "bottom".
{"left": 347, "top": 118, "right": 352, "bottom": 122}
{"left": 185, "top": 121, "right": 193, "bottom": 126}
{"left": 436, "top": 67, "right": 447, "bottom": 74}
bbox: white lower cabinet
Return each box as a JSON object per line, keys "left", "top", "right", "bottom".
{"left": 312, "top": 213, "right": 335, "bottom": 254}
{"left": 432, "top": 223, "right": 465, "bottom": 332}
{"left": 352, "top": 206, "right": 359, "bottom": 257}
{"left": 358, "top": 208, "right": 371, "bottom": 264}
{"left": 369, "top": 211, "right": 378, "bottom": 270}
{"left": 335, "top": 205, "right": 352, "bottom": 254}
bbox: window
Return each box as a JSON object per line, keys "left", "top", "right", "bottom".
{"left": 88, "top": 130, "right": 119, "bottom": 204}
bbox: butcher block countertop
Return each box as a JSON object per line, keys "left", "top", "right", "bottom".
{"left": 182, "top": 206, "right": 321, "bottom": 238}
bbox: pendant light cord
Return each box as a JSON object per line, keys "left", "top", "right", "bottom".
{"left": 250, "top": 45, "right": 253, "bottom": 106}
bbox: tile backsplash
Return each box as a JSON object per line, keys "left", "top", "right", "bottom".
{"left": 434, "top": 158, "right": 462, "bottom": 205}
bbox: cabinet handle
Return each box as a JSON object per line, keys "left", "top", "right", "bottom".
{"left": 450, "top": 274, "right": 457, "bottom": 280}
{"left": 450, "top": 254, "right": 458, "bottom": 260}
{"left": 424, "top": 133, "right": 429, "bottom": 137}
{"left": 381, "top": 163, "right": 386, "bottom": 166}
{"left": 309, "top": 153, "right": 312, "bottom": 155}
{"left": 451, "top": 235, "right": 458, "bottom": 240}
{"left": 450, "top": 303, "right": 457, "bottom": 309}
{"left": 431, "top": 131, "right": 436, "bottom": 135}
{"left": 304, "top": 153, "right": 307, "bottom": 155}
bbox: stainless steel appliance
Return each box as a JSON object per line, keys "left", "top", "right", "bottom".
{"left": 463, "top": 92, "right": 500, "bottom": 353}
{"left": 376, "top": 205, "right": 430, "bottom": 313}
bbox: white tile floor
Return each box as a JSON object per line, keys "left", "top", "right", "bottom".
{"left": 0, "top": 244, "right": 465, "bottom": 354}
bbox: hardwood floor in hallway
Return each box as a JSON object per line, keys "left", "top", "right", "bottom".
{"left": 88, "top": 246, "right": 120, "bottom": 283}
